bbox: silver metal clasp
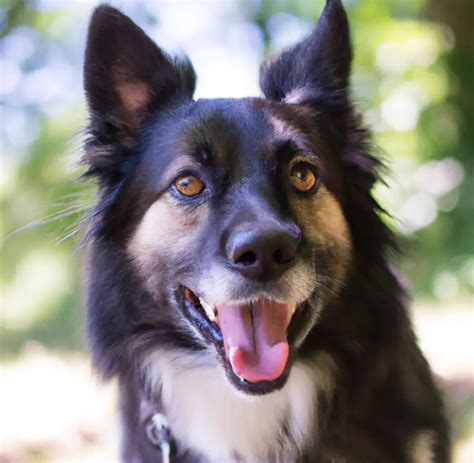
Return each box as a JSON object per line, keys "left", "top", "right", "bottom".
{"left": 145, "top": 412, "right": 171, "bottom": 463}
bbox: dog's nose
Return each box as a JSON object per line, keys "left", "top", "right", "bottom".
{"left": 226, "top": 224, "right": 300, "bottom": 280}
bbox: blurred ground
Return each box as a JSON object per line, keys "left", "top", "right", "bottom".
{"left": 0, "top": 300, "right": 472, "bottom": 463}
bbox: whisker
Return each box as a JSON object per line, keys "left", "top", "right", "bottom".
{"left": 3, "top": 205, "right": 86, "bottom": 242}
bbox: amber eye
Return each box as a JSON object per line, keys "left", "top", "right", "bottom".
{"left": 289, "top": 162, "right": 319, "bottom": 194}
{"left": 174, "top": 174, "right": 205, "bottom": 197}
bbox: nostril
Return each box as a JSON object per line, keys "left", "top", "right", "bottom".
{"left": 273, "top": 248, "right": 284, "bottom": 265}
{"left": 273, "top": 246, "right": 296, "bottom": 265}
{"left": 235, "top": 250, "right": 257, "bottom": 266}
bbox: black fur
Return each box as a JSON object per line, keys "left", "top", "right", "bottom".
{"left": 83, "top": 1, "right": 450, "bottom": 462}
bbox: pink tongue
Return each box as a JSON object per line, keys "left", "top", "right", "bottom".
{"left": 217, "top": 299, "right": 290, "bottom": 383}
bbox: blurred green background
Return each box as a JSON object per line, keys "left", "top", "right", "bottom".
{"left": 1, "top": 0, "right": 472, "bottom": 461}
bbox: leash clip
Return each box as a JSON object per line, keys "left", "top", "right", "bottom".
{"left": 145, "top": 412, "right": 171, "bottom": 463}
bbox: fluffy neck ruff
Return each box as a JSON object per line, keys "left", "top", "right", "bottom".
{"left": 142, "top": 349, "right": 335, "bottom": 462}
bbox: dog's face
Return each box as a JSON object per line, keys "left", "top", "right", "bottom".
{"left": 84, "top": 1, "right": 357, "bottom": 395}
{"left": 126, "top": 98, "right": 352, "bottom": 393}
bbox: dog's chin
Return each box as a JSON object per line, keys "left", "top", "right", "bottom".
{"left": 177, "top": 285, "right": 310, "bottom": 395}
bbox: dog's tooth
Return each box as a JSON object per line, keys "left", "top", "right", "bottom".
{"left": 289, "top": 302, "right": 297, "bottom": 316}
{"left": 199, "top": 297, "right": 217, "bottom": 321}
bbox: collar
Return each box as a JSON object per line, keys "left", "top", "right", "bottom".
{"left": 141, "top": 398, "right": 172, "bottom": 463}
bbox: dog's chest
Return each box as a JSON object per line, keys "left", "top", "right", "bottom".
{"left": 145, "top": 351, "right": 318, "bottom": 462}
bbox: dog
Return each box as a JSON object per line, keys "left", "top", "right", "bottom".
{"left": 82, "top": 1, "right": 450, "bottom": 462}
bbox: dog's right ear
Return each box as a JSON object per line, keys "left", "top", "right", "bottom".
{"left": 260, "top": 0, "right": 352, "bottom": 108}
{"left": 83, "top": 5, "right": 196, "bottom": 183}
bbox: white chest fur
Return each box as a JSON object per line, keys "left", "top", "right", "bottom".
{"left": 143, "top": 350, "right": 331, "bottom": 462}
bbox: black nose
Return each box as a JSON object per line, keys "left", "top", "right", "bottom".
{"left": 226, "top": 223, "right": 300, "bottom": 280}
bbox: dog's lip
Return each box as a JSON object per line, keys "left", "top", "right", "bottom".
{"left": 181, "top": 286, "right": 304, "bottom": 385}
{"left": 181, "top": 286, "right": 223, "bottom": 344}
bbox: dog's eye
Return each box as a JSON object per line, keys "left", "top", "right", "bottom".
{"left": 289, "top": 162, "right": 319, "bottom": 194}
{"left": 174, "top": 174, "right": 205, "bottom": 197}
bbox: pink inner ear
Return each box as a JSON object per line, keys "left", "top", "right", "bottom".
{"left": 116, "top": 80, "right": 150, "bottom": 114}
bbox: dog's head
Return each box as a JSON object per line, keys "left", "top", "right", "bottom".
{"left": 84, "top": 1, "right": 386, "bottom": 395}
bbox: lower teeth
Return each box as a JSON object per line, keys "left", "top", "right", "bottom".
{"left": 199, "top": 298, "right": 217, "bottom": 321}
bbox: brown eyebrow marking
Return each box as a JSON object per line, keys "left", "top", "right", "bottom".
{"left": 266, "top": 113, "right": 314, "bottom": 155}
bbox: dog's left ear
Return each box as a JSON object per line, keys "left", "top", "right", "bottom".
{"left": 83, "top": 5, "right": 196, "bottom": 185}
{"left": 260, "top": 0, "right": 352, "bottom": 106}
{"left": 84, "top": 5, "right": 196, "bottom": 139}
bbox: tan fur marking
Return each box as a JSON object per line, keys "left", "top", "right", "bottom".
{"left": 301, "top": 187, "right": 350, "bottom": 245}
{"left": 127, "top": 171, "right": 208, "bottom": 287}
{"left": 290, "top": 185, "right": 352, "bottom": 285}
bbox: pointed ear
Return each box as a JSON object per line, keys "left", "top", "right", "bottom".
{"left": 260, "top": 0, "right": 352, "bottom": 106}
{"left": 84, "top": 5, "right": 196, "bottom": 139}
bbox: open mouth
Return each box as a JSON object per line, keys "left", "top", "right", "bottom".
{"left": 179, "top": 286, "right": 305, "bottom": 393}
